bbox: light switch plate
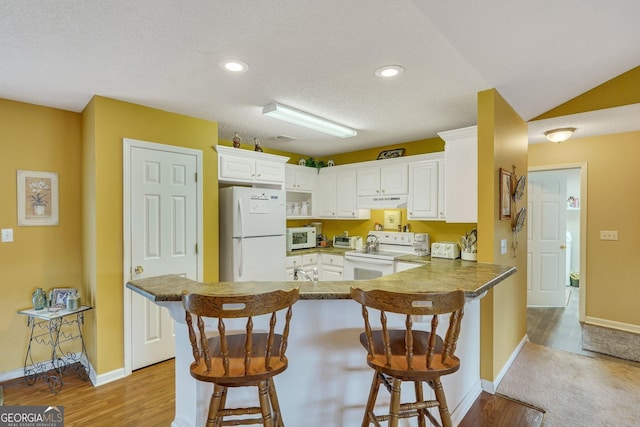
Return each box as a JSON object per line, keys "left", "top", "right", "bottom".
{"left": 500, "top": 239, "right": 507, "bottom": 254}
{"left": 1, "top": 228, "right": 14, "bottom": 242}
{"left": 600, "top": 230, "right": 618, "bottom": 240}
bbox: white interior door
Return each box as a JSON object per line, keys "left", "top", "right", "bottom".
{"left": 527, "top": 171, "right": 567, "bottom": 307}
{"left": 128, "top": 142, "right": 199, "bottom": 370}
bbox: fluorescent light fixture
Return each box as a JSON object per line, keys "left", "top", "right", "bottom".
{"left": 375, "top": 65, "right": 404, "bottom": 78}
{"left": 544, "top": 127, "right": 576, "bottom": 143}
{"left": 262, "top": 103, "right": 357, "bottom": 138}
{"left": 220, "top": 59, "right": 249, "bottom": 73}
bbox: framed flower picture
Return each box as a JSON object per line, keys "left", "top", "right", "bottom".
{"left": 499, "top": 168, "right": 512, "bottom": 220}
{"left": 17, "top": 170, "right": 59, "bottom": 226}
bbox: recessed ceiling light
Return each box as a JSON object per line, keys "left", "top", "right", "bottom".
{"left": 220, "top": 59, "right": 249, "bottom": 73}
{"left": 375, "top": 65, "right": 404, "bottom": 78}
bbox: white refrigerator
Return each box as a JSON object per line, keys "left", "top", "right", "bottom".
{"left": 219, "top": 186, "right": 287, "bottom": 282}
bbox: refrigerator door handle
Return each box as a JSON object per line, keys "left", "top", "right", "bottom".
{"left": 237, "top": 198, "right": 244, "bottom": 238}
{"left": 238, "top": 238, "right": 243, "bottom": 278}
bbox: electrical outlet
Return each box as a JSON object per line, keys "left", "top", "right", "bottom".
{"left": 1, "top": 228, "right": 14, "bottom": 242}
{"left": 600, "top": 230, "right": 618, "bottom": 240}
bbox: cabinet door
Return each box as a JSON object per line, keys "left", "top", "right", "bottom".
{"left": 357, "top": 168, "right": 380, "bottom": 196}
{"left": 441, "top": 126, "right": 477, "bottom": 223}
{"left": 336, "top": 170, "right": 358, "bottom": 218}
{"left": 255, "top": 160, "right": 284, "bottom": 183}
{"left": 296, "top": 170, "right": 315, "bottom": 192}
{"left": 219, "top": 154, "right": 255, "bottom": 181}
{"left": 437, "top": 159, "right": 446, "bottom": 220}
{"left": 321, "top": 265, "right": 343, "bottom": 281}
{"left": 317, "top": 172, "right": 337, "bottom": 217}
{"left": 408, "top": 161, "right": 439, "bottom": 219}
{"left": 381, "top": 164, "right": 408, "bottom": 195}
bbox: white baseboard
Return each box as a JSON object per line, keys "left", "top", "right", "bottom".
{"left": 451, "top": 379, "right": 482, "bottom": 426}
{"left": 481, "top": 335, "right": 528, "bottom": 394}
{"left": 94, "top": 367, "right": 126, "bottom": 387}
{"left": 0, "top": 366, "right": 27, "bottom": 383}
{"left": 584, "top": 316, "right": 640, "bottom": 334}
{"left": 0, "top": 355, "right": 97, "bottom": 387}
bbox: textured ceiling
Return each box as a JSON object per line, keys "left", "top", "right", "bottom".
{"left": 1, "top": 0, "right": 639, "bottom": 156}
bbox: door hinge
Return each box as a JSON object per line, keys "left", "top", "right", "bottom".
{"left": 195, "top": 172, "right": 198, "bottom": 182}
{"left": 195, "top": 243, "right": 198, "bottom": 254}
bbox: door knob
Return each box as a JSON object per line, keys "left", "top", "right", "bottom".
{"left": 560, "top": 245, "right": 567, "bottom": 249}
{"left": 134, "top": 265, "right": 144, "bottom": 274}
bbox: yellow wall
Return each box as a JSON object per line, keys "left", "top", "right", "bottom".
{"left": 535, "top": 66, "right": 640, "bottom": 119}
{"left": 529, "top": 131, "right": 640, "bottom": 326}
{"left": 0, "top": 99, "right": 83, "bottom": 372}
{"left": 477, "top": 89, "right": 528, "bottom": 381}
{"left": 82, "top": 96, "right": 219, "bottom": 375}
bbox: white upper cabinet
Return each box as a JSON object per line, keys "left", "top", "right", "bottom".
{"left": 318, "top": 166, "right": 370, "bottom": 219}
{"left": 285, "top": 164, "right": 316, "bottom": 192}
{"left": 216, "top": 145, "right": 288, "bottom": 186}
{"left": 408, "top": 159, "right": 440, "bottom": 220}
{"left": 357, "top": 163, "right": 408, "bottom": 197}
{"left": 439, "top": 126, "right": 477, "bottom": 223}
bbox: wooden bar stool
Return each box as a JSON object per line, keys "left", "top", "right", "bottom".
{"left": 182, "top": 288, "right": 299, "bottom": 427}
{"left": 350, "top": 287, "right": 465, "bottom": 427}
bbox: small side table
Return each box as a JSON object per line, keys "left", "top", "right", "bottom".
{"left": 17, "top": 305, "right": 92, "bottom": 393}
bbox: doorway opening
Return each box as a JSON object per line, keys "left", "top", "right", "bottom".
{"left": 526, "top": 163, "right": 587, "bottom": 355}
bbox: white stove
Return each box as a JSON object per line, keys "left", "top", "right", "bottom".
{"left": 344, "top": 231, "right": 416, "bottom": 280}
{"left": 345, "top": 231, "right": 416, "bottom": 260}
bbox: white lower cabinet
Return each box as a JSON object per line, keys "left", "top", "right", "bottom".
{"left": 320, "top": 253, "right": 344, "bottom": 281}
{"left": 287, "top": 252, "right": 344, "bottom": 281}
{"left": 286, "top": 255, "right": 303, "bottom": 281}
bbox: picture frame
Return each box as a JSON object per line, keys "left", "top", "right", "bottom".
{"left": 17, "top": 170, "right": 59, "bottom": 226}
{"left": 51, "top": 288, "right": 77, "bottom": 309}
{"left": 499, "top": 168, "right": 512, "bottom": 220}
{"left": 377, "top": 148, "right": 405, "bottom": 160}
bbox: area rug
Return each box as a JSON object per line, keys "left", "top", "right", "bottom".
{"left": 497, "top": 341, "right": 640, "bottom": 426}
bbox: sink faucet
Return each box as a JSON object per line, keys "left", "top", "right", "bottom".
{"left": 294, "top": 267, "right": 319, "bottom": 284}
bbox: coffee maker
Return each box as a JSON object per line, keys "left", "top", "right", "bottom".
{"left": 413, "top": 233, "right": 430, "bottom": 256}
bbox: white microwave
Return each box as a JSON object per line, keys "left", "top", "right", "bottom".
{"left": 287, "top": 227, "right": 316, "bottom": 251}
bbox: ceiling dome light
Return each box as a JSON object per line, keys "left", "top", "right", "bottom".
{"left": 544, "top": 127, "right": 576, "bottom": 143}
{"left": 375, "top": 65, "right": 404, "bottom": 78}
{"left": 220, "top": 59, "right": 249, "bottom": 73}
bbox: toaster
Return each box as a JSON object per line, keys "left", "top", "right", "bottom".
{"left": 430, "top": 242, "right": 461, "bottom": 259}
{"left": 333, "top": 235, "right": 363, "bottom": 250}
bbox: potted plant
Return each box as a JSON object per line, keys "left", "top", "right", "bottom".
{"left": 460, "top": 228, "right": 477, "bottom": 261}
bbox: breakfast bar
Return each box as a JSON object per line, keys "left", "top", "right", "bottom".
{"left": 127, "top": 259, "right": 515, "bottom": 427}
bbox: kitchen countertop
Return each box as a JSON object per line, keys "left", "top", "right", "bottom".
{"left": 286, "top": 246, "right": 351, "bottom": 256}
{"left": 127, "top": 258, "right": 516, "bottom": 301}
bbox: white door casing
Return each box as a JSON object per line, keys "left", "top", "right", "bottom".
{"left": 527, "top": 171, "right": 567, "bottom": 307}
{"left": 123, "top": 138, "right": 203, "bottom": 373}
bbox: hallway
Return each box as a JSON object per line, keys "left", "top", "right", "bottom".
{"left": 527, "top": 287, "right": 640, "bottom": 367}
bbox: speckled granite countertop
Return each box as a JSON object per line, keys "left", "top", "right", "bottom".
{"left": 127, "top": 258, "right": 516, "bottom": 302}
{"left": 286, "top": 246, "right": 350, "bottom": 256}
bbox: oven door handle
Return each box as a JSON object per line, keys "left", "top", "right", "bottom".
{"left": 345, "top": 257, "right": 394, "bottom": 266}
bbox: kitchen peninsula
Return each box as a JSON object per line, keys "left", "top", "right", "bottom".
{"left": 127, "top": 259, "right": 515, "bottom": 427}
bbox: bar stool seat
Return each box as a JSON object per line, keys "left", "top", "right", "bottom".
{"left": 182, "top": 288, "right": 299, "bottom": 427}
{"left": 351, "top": 287, "right": 465, "bottom": 427}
